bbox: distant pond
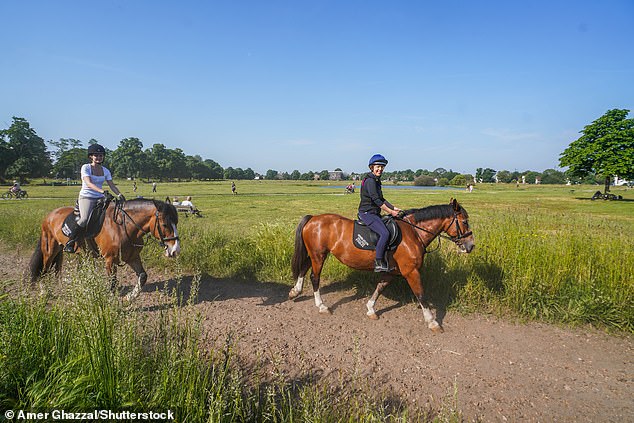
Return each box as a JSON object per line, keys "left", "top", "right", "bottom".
{"left": 321, "top": 185, "right": 458, "bottom": 191}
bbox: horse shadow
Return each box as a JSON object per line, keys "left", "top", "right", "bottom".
{"left": 135, "top": 274, "right": 295, "bottom": 312}
{"left": 132, "top": 252, "right": 503, "bottom": 323}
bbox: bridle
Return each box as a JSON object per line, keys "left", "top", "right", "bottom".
{"left": 397, "top": 210, "right": 472, "bottom": 252}
{"left": 113, "top": 201, "right": 179, "bottom": 248}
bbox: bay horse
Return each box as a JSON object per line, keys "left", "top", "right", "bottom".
{"left": 290, "top": 199, "right": 474, "bottom": 332}
{"left": 29, "top": 198, "right": 181, "bottom": 301}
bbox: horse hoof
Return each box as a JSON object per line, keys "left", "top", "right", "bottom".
{"left": 367, "top": 312, "right": 379, "bottom": 320}
{"left": 318, "top": 306, "right": 331, "bottom": 315}
{"left": 288, "top": 289, "right": 299, "bottom": 300}
{"left": 429, "top": 323, "right": 444, "bottom": 334}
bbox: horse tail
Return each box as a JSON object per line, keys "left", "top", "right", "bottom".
{"left": 292, "top": 215, "right": 313, "bottom": 279}
{"left": 29, "top": 236, "right": 44, "bottom": 283}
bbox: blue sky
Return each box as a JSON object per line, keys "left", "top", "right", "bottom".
{"left": 2, "top": 0, "right": 633, "bottom": 174}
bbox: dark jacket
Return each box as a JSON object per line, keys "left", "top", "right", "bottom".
{"left": 358, "top": 172, "right": 394, "bottom": 215}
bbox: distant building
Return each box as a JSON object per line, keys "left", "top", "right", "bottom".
{"left": 328, "top": 170, "right": 344, "bottom": 180}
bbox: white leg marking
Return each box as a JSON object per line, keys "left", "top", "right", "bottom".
{"left": 314, "top": 290, "right": 329, "bottom": 313}
{"left": 289, "top": 277, "right": 304, "bottom": 299}
{"left": 366, "top": 299, "right": 376, "bottom": 316}
{"left": 421, "top": 303, "right": 435, "bottom": 323}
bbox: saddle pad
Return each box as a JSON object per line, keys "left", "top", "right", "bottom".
{"left": 352, "top": 216, "right": 401, "bottom": 251}
{"left": 60, "top": 197, "right": 111, "bottom": 239}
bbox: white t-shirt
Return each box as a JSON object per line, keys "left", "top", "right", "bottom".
{"left": 180, "top": 200, "right": 194, "bottom": 207}
{"left": 79, "top": 164, "right": 112, "bottom": 199}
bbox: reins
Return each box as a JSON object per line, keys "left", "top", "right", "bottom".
{"left": 395, "top": 210, "right": 472, "bottom": 253}
{"left": 112, "top": 200, "right": 179, "bottom": 248}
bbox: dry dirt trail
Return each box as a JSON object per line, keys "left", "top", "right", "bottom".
{"left": 3, "top": 250, "right": 632, "bottom": 422}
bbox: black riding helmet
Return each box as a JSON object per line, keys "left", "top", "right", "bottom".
{"left": 87, "top": 143, "right": 106, "bottom": 157}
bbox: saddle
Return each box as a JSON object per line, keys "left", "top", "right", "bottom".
{"left": 352, "top": 216, "right": 401, "bottom": 251}
{"left": 61, "top": 197, "right": 113, "bottom": 252}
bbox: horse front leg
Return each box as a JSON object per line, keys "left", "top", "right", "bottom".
{"left": 366, "top": 274, "right": 393, "bottom": 320}
{"left": 104, "top": 257, "right": 118, "bottom": 292}
{"left": 125, "top": 257, "right": 147, "bottom": 302}
{"left": 403, "top": 269, "right": 443, "bottom": 333}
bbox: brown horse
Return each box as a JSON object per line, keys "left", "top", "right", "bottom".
{"left": 290, "top": 199, "right": 474, "bottom": 332}
{"left": 29, "top": 198, "right": 181, "bottom": 301}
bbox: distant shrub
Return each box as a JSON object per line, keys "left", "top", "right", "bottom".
{"left": 437, "top": 177, "right": 449, "bottom": 187}
{"left": 413, "top": 175, "right": 436, "bottom": 186}
{"left": 450, "top": 175, "right": 467, "bottom": 186}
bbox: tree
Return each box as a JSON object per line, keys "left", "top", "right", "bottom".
{"left": 0, "top": 117, "right": 52, "bottom": 182}
{"left": 476, "top": 167, "right": 496, "bottom": 183}
{"left": 111, "top": 138, "right": 145, "bottom": 179}
{"left": 265, "top": 169, "right": 279, "bottom": 180}
{"left": 559, "top": 109, "right": 634, "bottom": 193}
{"left": 495, "top": 170, "right": 513, "bottom": 183}
{"left": 541, "top": 168, "right": 566, "bottom": 184}
{"left": 204, "top": 159, "right": 224, "bottom": 179}
{"left": 449, "top": 174, "right": 467, "bottom": 186}
{"left": 414, "top": 175, "right": 435, "bottom": 186}
{"left": 52, "top": 147, "right": 85, "bottom": 179}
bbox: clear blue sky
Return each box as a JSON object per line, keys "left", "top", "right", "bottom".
{"left": 2, "top": 0, "right": 633, "bottom": 175}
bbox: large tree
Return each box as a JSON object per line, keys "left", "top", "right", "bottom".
{"left": 111, "top": 137, "right": 145, "bottom": 179}
{"left": 0, "top": 117, "right": 51, "bottom": 181}
{"left": 559, "top": 109, "right": 634, "bottom": 193}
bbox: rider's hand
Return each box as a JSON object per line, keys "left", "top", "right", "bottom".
{"left": 117, "top": 193, "right": 126, "bottom": 202}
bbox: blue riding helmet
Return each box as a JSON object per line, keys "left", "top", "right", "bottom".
{"left": 368, "top": 154, "right": 388, "bottom": 167}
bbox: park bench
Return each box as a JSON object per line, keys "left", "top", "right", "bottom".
{"left": 175, "top": 205, "right": 202, "bottom": 217}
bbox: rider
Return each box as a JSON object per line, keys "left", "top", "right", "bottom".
{"left": 10, "top": 180, "right": 20, "bottom": 193}
{"left": 358, "top": 154, "right": 401, "bottom": 272}
{"left": 64, "top": 144, "right": 125, "bottom": 253}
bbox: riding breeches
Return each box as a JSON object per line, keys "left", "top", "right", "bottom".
{"left": 358, "top": 212, "right": 389, "bottom": 259}
{"left": 77, "top": 197, "right": 99, "bottom": 228}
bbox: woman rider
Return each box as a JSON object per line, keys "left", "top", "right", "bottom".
{"left": 64, "top": 144, "right": 125, "bottom": 252}
{"left": 358, "top": 154, "right": 401, "bottom": 272}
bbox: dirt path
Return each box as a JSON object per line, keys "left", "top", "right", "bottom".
{"left": 4, "top": 251, "right": 633, "bottom": 422}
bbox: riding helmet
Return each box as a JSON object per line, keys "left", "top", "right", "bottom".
{"left": 87, "top": 143, "right": 106, "bottom": 156}
{"left": 368, "top": 154, "right": 388, "bottom": 167}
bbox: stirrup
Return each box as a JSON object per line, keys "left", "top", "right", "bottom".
{"left": 63, "top": 240, "right": 76, "bottom": 253}
{"left": 374, "top": 259, "right": 390, "bottom": 273}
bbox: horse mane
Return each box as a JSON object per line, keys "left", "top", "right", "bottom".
{"left": 403, "top": 204, "right": 468, "bottom": 223}
{"left": 124, "top": 198, "right": 179, "bottom": 225}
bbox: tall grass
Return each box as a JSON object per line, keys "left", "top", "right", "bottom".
{"left": 0, "top": 260, "right": 446, "bottom": 422}
{"left": 2, "top": 181, "right": 632, "bottom": 332}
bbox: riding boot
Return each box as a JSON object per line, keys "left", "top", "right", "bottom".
{"left": 63, "top": 226, "right": 83, "bottom": 253}
{"left": 374, "top": 258, "right": 390, "bottom": 272}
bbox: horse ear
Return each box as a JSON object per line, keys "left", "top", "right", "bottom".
{"left": 451, "top": 198, "right": 459, "bottom": 211}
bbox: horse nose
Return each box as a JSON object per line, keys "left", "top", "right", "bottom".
{"left": 165, "top": 240, "right": 181, "bottom": 257}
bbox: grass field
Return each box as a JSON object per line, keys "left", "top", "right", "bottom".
{"left": 1, "top": 179, "right": 633, "bottom": 331}
{"left": 1, "top": 180, "right": 632, "bottom": 421}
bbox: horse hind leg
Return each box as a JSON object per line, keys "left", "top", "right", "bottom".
{"left": 302, "top": 252, "right": 329, "bottom": 314}
{"left": 288, "top": 259, "right": 311, "bottom": 300}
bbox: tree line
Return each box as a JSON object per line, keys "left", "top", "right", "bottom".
{"left": 2, "top": 110, "right": 632, "bottom": 187}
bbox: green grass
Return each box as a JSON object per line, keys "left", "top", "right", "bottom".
{"left": 0, "top": 260, "right": 445, "bottom": 422}
{"left": 1, "top": 180, "right": 632, "bottom": 421}
{"left": 2, "top": 180, "right": 633, "bottom": 331}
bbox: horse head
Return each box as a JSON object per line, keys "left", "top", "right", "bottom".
{"left": 445, "top": 198, "right": 475, "bottom": 253}
{"left": 151, "top": 200, "right": 181, "bottom": 257}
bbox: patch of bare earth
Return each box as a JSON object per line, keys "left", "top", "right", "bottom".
{"left": 4, "top": 250, "right": 632, "bottom": 422}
